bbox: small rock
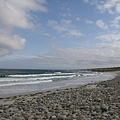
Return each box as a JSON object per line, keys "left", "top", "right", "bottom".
{"left": 58, "top": 114, "right": 66, "bottom": 119}
{"left": 52, "top": 115, "right": 56, "bottom": 119}
{"left": 91, "top": 111, "right": 97, "bottom": 116}
{"left": 102, "top": 113, "right": 108, "bottom": 117}
{"left": 101, "top": 104, "right": 108, "bottom": 112}
{"left": 95, "top": 105, "right": 101, "bottom": 112}
{"left": 114, "top": 115, "right": 120, "bottom": 119}
{"left": 72, "top": 113, "right": 76, "bottom": 118}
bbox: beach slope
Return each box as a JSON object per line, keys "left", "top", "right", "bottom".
{"left": 0, "top": 72, "right": 119, "bottom": 120}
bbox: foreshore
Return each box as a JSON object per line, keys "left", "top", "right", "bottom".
{"left": 0, "top": 72, "right": 119, "bottom": 120}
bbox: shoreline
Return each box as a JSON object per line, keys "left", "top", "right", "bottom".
{"left": 0, "top": 72, "right": 115, "bottom": 98}
{"left": 0, "top": 72, "right": 119, "bottom": 119}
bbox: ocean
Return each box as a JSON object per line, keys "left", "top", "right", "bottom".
{"left": 0, "top": 69, "right": 114, "bottom": 98}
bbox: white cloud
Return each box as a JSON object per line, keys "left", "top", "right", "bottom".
{"left": 84, "top": 0, "right": 120, "bottom": 14}
{"left": 115, "top": 3, "right": 120, "bottom": 13}
{"left": 96, "top": 33, "right": 120, "bottom": 41}
{"left": 0, "top": 0, "right": 47, "bottom": 56}
{"left": 96, "top": 19, "right": 108, "bottom": 30}
{"left": 76, "top": 17, "right": 80, "bottom": 21}
{"left": 48, "top": 19, "right": 83, "bottom": 37}
{"left": 0, "top": 31, "right": 26, "bottom": 56}
{"left": 83, "top": 0, "right": 99, "bottom": 5}
{"left": 111, "top": 16, "right": 120, "bottom": 28}
{"left": 62, "top": 13, "right": 72, "bottom": 17}
{"left": 97, "top": 3, "right": 114, "bottom": 14}
{"left": 40, "top": 43, "right": 120, "bottom": 68}
{"left": 85, "top": 0, "right": 120, "bottom": 14}
{"left": 67, "top": 30, "right": 83, "bottom": 37}
{"left": 0, "top": 0, "right": 47, "bottom": 29}
{"left": 99, "top": 41, "right": 120, "bottom": 50}
{"left": 3, "top": 45, "right": 120, "bottom": 69}
{"left": 85, "top": 20, "right": 93, "bottom": 24}
{"left": 83, "top": 0, "right": 88, "bottom": 3}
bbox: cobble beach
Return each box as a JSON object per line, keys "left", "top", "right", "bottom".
{"left": 0, "top": 72, "right": 119, "bottom": 120}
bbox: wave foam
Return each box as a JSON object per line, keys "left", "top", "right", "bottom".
{"left": 0, "top": 79, "right": 53, "bottom": 87}
{"left": 0, "top": 75, "right": 76, "bottom": 83}
{"left": 8, "top": 73, "right": 76, "bottom": 78}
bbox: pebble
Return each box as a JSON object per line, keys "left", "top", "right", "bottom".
{"left": 101, "top": 104, "right": 108, "bottom": 112}
{"left": 52, "top": 115, "right": 56, "bottom": 119}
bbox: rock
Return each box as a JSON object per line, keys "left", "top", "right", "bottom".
{"left": 101, "top": 104, "right": 108, "bottom": 112}
{"left": 0, "top": 110, "right": 3, "bottom": 113}
{"left": 95, "top": 105, "right": 101, "bottom": 111}
{"left": 57, "top": 105, "right": 62, "bottom": 110}
{"left": 102, "top": 113, "right": 108, "bottom": 117}
{"left": 52, "top": 115, "right": 56, "bottom": 119}
{"left": 94, "top": 98, "right": 102, "bottom": 102}
{"left": 62, "top": 111, "right": 69, "bottom": 115}
{"left": 114, "top": 115, "right": 120, "bottom": 119}
{"left": 91, "top": 111, "right": 97, "bottom": 116}
{"left": 28, "top": 115, "right": 34, "bottom": 119}
{"left": 57, "top": 115, "right": 66, "bottom": 119}
{"left": 72, "top": 113, "right": 76, "bottom": 118}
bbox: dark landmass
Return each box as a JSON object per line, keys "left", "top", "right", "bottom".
{"left": 87, "top": 67, "right": 120, "bottom": 72}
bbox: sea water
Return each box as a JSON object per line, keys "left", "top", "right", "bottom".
{"left": 0, "top": 69, "right": 115, "bottom": 98}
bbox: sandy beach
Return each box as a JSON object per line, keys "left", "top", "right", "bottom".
{"left": 0, "top": 72, "right": 119, "bottom": 120}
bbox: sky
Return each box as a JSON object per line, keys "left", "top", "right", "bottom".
{"left": 1, "top": 0, "right": 120, "bottom": 69}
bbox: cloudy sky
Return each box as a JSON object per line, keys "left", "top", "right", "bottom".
{"left": 1, "top": 0, "right": 120, "bottom": 69}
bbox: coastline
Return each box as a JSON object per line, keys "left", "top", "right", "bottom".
{"left": 0, "top": 72, "right": 119, "bottom": 119}
{"left": 0, "top": 72, "right": 115, "bottom": 98}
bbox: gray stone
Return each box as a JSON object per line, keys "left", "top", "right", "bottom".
{"left": 72, "top": 113, "right": 76, "bottom": 118}
{"left": 52, "top": 115, "right": 56, "bottom": 119}
{"left": 101, "top": 104, "right": 108, "bottom": 111}
{"left": 58, "top": 114, "right": 67, "bottom": 119}
{"left": 102, "top": 113, "right": 108, "bottom": 117}
{"left": 95, "top": 105, "right": 100, "bottom": 110}
{"left": 114, "top": 115, "right": 120, "bottom": 119}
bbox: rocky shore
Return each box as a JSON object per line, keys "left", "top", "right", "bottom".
{"left": 0, "top": 72, "right": 120, "bottom": 120}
